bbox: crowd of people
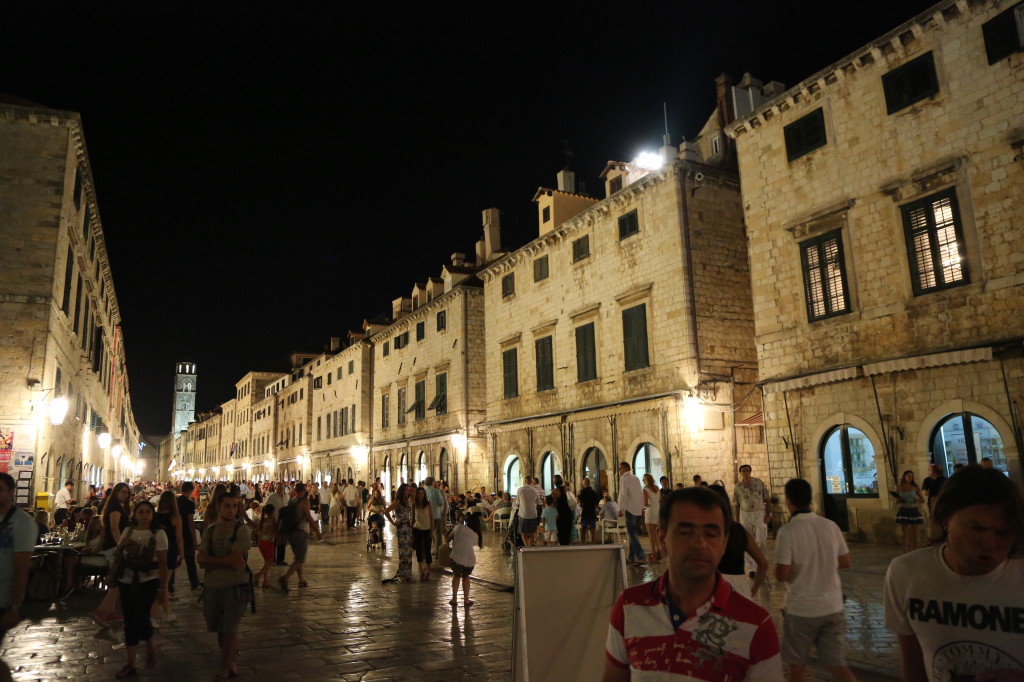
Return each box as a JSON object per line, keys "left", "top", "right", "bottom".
{"left": 1, "top": 457, "right": 1021, "bottom": 681}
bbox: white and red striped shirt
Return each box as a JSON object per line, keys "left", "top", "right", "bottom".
{"left": 606, "top": 571, "right": 781, "bottom": 681}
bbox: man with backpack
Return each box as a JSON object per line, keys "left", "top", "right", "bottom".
{"left": 197, "top": 491, "right": 252, "bottom": 682}
{"left": 277, "top": 483, "right": 320, "bottom": 592}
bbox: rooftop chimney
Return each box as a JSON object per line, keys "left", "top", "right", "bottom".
{"left": 556, "top": 170, "right": 576, "bottom": 193}
{"left": 483, "top": 208, "right": 501, "bottom": 261}
{"left": 329, "top": 337, "right": 341, "bottom": 352}
{"left": 451, "top": 252, "right": 466, "bottom": 267}
{"left": 475, "top": 238, "right": 486, "bottom": 265}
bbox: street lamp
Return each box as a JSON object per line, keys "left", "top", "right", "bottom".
{"left": 47, "top": 397, "right": 69, "bottom": 426}
{"left": 98, "top": 431, "right": 112, "bottom": 449}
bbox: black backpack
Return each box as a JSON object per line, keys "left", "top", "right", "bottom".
{"left": 276, "top": 501, "right": 300, "bottom": 534}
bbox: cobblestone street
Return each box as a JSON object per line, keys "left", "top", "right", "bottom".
{"left": 5, "top": 524, "right": 905, "bottom": 681}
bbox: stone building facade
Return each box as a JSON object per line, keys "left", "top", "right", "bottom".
{"left": 479, "top": 154, "right": 761, "bottom": 496}
{"left": 0, "top": 99, "right": 142, "bottom": 505}
{"left": 369, "top": 253, "right": 488, "bottom": 495}
{"left": 308, "top": 335, "right": 373, "bottom": 485}
{"left": 726, "top": 0, "right": 1024, "bottom": 541}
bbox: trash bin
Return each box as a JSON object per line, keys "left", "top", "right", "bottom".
{"left": 36, "top": 491, "right": 52, "bottom": 511}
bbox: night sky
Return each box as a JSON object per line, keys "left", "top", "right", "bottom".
{"left": 0, "top": 1, "right": 938, "bottom": 435}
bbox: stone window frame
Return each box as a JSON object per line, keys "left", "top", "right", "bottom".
{"left": 499, "top": 333, "right": 521, "bottom": 400}
{"left": 783, "top": 107, "right": 828, "bottom": 162}
{"left": 569, "top": 304, "right": 601, "bottom": 384}
{"left": 614, "top": 284, "right": 654, "bottom": 373}
{"left": 617, "top": 209, "right": 640, "bottom": 241}
{"left": 881, "top": 50, "right": 941, "bottom": 115}
{"left": 899, "top": 186, "right": 970, "bottom": 296}
{"left": 982, "top": 2, "right": 1024, "bottom": 65}
{"left": 501, "top": 272, "right": 516, "bottom": 298}
{"left": 799, "top": 229, "right": 852, "bottom": 322}
{"left": 533, "top": 254, "right": 549, "bottom": 282}
{"left": 572, "top": 234, "right": 591, "bottom": 263}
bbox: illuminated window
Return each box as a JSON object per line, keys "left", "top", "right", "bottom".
{"left": 902, "top": 188, "right": 968, "bottom": 295}
{"left": 800, "top": 230, "right": 850, "bottom": 321}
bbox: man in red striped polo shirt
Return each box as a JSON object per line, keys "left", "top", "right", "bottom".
{"left": 603, "top": 487, "right": 781, "bottom": 681}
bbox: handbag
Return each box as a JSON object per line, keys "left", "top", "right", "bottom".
{"left": 437, "top": 543, "right": 451, "bottom": 567}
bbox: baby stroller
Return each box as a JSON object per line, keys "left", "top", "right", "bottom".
{"left": 501, "top": 508, "right": 524, "bottom": 554}
{"left": 366, "top": 512, "right": 385, "bottom": 552}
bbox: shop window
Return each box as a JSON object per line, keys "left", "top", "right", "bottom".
{"left": 931, "top": 413, "right": 1007, "bottom": 473}
{"left": 820, "top": 425, "right": 878, "bottom": 496}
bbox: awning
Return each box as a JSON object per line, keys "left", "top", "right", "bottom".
{"left": 862, "top": 347, "right": 992, "bottom": 376}
{"left": 763, "top": 367, "right": 859, "bottom": 393}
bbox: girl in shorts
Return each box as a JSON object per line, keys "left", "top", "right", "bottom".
{"left": 445, "top": 512, "right": 482, "bottom": 607}
{"left": 254, "top": 504, "right": 276, "bottom": 588}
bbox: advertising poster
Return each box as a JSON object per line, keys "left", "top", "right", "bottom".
{"left": 1, "top": 423, "right": 36, "bottom": 508}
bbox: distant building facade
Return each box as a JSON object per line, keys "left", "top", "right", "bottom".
{"left": 726, "top": 0, "right": 1023, "bottom": 541}
{"left": 0, "top": 99, "right": 142, "bottom": 505}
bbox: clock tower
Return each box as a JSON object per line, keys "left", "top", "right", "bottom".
{"left": 171, "top": 362, "right": 197, "bottom": 435}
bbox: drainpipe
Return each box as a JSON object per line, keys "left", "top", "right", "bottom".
{"left": 676, "top": 167, "right": 702, "bottom": 383}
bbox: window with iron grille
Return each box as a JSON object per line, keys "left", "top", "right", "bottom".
{"left": 800, "top": 230, "right": 851, "bottom": 321}
{"left": 533, "top": 255, "right": 549, "bottom": 282}
{"left": 983, "top": 3, "right": 1024, "bottom": 64}
{"left": 618, "top": 210, "right": 639, "bottom": 240}
{"left": 575, "top": 323, "right": 597, "bottom": 382}
{"left": 902, "top": 188, "right": 968, "bottom": 295}
{"left": 572, "top": 235, "right": 590, "bottom": 262}
{"left": 502, "top": 348, "right": 519, "bottom": 399}
{"left": 622, "top": 304, "right": 650, "bottom": 371}
{"left": 502, "top": 273, "right": 515, "bottom": 298}
{"left": 436, "top": 309, "right": 447, "bottom": 331}
{"left": 535, "top": 336, "right": 554, "bottom": 392}
{"left": 784, "top": 108, "right": 827, "bottom": 161}
{"left": 882, "top": 52, "right": 939, "bottom": 114}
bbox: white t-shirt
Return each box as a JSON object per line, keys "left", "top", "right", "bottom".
{"left": 117, "top": 527, "right": 169, "bottom": 584}
{"left": 885, "top": 545, "right": 1024, "bottom": 681}
{"left": 318, "top": 486, "right": 331, "bottom": 505}
{"left": 775, "top": 512, "right": 849, "bottom": 617}
{"left": 55, "top": 487, "right": 73, "bottom": 509}
{"left": 343, "top": 485, "right": 360, "bottom": 506}
{"left": 0, "top": 508, "right": 37, "bottom": 607}
{"left": 450, "top": 524, "right": 478, "bottom": 568}
{"left": 516, "top": 485, "right": 539, "bottom": 519}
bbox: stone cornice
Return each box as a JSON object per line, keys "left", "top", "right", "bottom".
{"left": 725, "top": 0, "right": 972, "bottom": 140}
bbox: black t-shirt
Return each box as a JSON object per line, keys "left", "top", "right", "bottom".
{"left": 579, "top": 486, "right": 600, "bottom": 519}
{"left": 178, "top": 495, "right": 196, "bottom": 547}
{"left": 922, "top": 476, "right": 946, "bottom": 499}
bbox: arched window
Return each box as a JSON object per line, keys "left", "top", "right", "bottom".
{"left": 582, "top": 447, "right": 608, "bottom": 493}
{"left": 347, "top": 466, "right": 354, "bottom": 481}
{"left": 931, "top": 413, "right": 1007, "bottom": 473}
{"left": 417, "top": 451, "right": 428, "bottom": 483}
{"left": 539, "top": 452, "right": 560, "bottom": 492}
{"left": 324, "top": 470, "right": 332, "bottom": 486}
{"left": 504, "top": 455, "right": 522, "bottom": 494}
{"left": 438, "top": 448, "right": 449, "bottom": 484}
{"left": 632, "top": 442, "right": 663, "bottom": 483}
{"left": 399, "top": 453, "right": 409, "bottom": 485}
{"left": 315, "top": 470, "right": 322, "bottom": 485}
{"left": 821, "top": 426, "right": 878, "bottom": 497}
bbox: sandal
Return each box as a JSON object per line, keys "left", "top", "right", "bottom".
{"left": 464, "top": 600, "right": 474, "bottom": 607}
{"left": 448, "top": 599, "right": 458, "bottom": 606}
{"left": 298, "top": 581, "right": 308, "bottom": 588}
{"left": 115, "top": 665, "right": 137, "bottom": 678}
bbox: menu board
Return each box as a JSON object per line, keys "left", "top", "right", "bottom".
{"left": 1, "top": 423, "right": 37, "bottom": 508}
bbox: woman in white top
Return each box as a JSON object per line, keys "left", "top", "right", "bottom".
{"left": 329, "top": 483, "right": 343, "bottom": 537}
{"left": 110, "top": 500, "right": 169, "bottom": 678}
{"left": 444, "top": 513, "right": 482, "bottom": 608}
{"left": 642, "top": 474, "right": 664, "bottom": 562}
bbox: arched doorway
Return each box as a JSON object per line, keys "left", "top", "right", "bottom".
{"left": 347, "top": 466, "right": 354, "bottom": 481}
{"left": 503, "top": 454, "right": 522, "bottom": 494}
{"left": 438, "top": 448, "right": 449, "bottom": 484}
{"left": 931, "top": 412, "right": 1007, "bottom": 473}
{"left": 399, "top": 453, "right": 409, "bottom": 485}
{"left": 820, "top": 425, "right": 878, "bottom": 531}
{"left": 417, "top": 451, "right": 428, "bottom": 483}
{"left": 381, "top": 456, "right": 392, "bottom": 501}
{"left": 632, "top": 442, "right": 663, "bottom": 483}
{"left": 539, "top": 451, "right": 561, "bottom": 492}
{"left": 582, "top": 447, "right": 609, "bottom": 494}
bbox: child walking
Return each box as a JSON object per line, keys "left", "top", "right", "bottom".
{"left": 444, "top": 512, "right": 482, "bottom": 608}
{"left": 255, "top": 504, "right": 276, "bottom": 588}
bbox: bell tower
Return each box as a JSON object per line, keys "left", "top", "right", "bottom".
{"left": 171, "top": 361, "right": 197, "bottom": 434}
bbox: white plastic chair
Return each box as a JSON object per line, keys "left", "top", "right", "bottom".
{"left": 601, "top": 518, "right": 627, "bottom": 544}
{"left": 493, "top": 507, "right": 511, "bottom": 532}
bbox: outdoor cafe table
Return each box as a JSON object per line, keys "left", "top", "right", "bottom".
{"left": 31, "top": 542, "right": 86, "bottom": 601}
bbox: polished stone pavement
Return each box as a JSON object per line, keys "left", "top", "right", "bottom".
{"left": 4, "top": 523, "right": 906, "bottom": 681}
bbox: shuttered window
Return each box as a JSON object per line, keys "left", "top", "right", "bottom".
{"left": 901, "top": 188, "right": 968, "bottom": 295}
{"left": 784, "top": 108, "right": 827, "bottom": 161}
{"left": 575, "top": 323, "right": 597, "bottom": 382}
{"left": 533, "top": 255, "right": 549, "bottom": 282}
{"left": 572, "top": 235, "right": 590, "bottom": 262}
{"left": 535, "top": 336, "right": 554, "bottom": 391}
{"left": 800, "top": 230, "right": 850, "bottom": 321}
{"left": 618, "top": 210, "right": 639, "bottom": 240}
{"left": 502, "top": 348, "right": 519, "bottom": 399}
{"left": 983, "top": 3, "right": 1024, "bottom": 64}
{"left": 882, "top": 52, "right": 939, "bottom": 115}
{"left": 622, "top": 304, "right": 650, "bottom": 371}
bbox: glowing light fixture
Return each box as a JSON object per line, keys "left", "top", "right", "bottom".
{"left": 47, "top": 397, "right": 69, "bottom": 426}
{"left": 450, "top": 433, "right": 467, "bottom": 449}
{"left": 111, "top": 443, "right": 123, "bottom": 458}
{"left": 683, "top": 395, "right": 704, "bottom": 431}
{"left": 98, "top": 431, "right": 112, "bottom": 449}
{"left": 351, "top": 445, "right": 368, "bottom": 464}
{"left": 632, "top": 151, "right": 664, "bottom": 171}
